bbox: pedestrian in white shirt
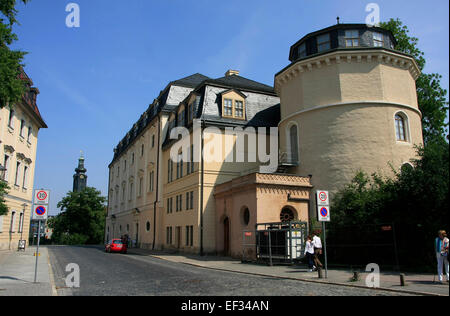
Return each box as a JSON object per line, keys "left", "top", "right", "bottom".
{"left": 304, "top": 236, "right": 315, "bottom": 272}
{"left": 312, "top": 232, "right": 323, "bottom": 269}
{"left": 435, "top": 230, "right": 449, "bottom": 284}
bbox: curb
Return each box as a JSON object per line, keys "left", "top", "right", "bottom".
{"left": 149, "top": 255, "right": 447, "bottom": 297}
{"left": 46, "top": 249, "right": 58, "bottom": 296}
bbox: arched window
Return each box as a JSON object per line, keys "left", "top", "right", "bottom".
{"left": 280, "top": 207, "right": 296, "bottom": 223}
{"left": 395, "top": 113, "right": 408, "bottom": 142}
{"left": 288, "top": 124, "right": 299, "bottom": 164}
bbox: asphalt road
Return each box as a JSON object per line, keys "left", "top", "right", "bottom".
{"left": 47, "top": 246, "right": 409, "bottom": 296}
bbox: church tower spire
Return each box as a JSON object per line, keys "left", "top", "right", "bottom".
{"left": 73, "top": 151, "right": 87, "bottom": 192}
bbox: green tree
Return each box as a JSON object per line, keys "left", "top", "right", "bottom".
{"left": 50, "top": 187, "right": 106, "bottom": 245}
{"left": 0, "top": 180, "right": 10, "bottom": 216}
{"left": 380, "top": 18, "right": 449, "bottom": 143}
{"left": 330, "top": 140, "right": 449, "bottom": 269}
{"left": 0, "top": 0, "right": 29, "bottom": 108}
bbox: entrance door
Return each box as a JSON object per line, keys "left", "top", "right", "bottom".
{"left": 176, "top": 226, "right": 181, "bottom": 249}
{"left": 224, "top": 217, "right": 230, "bottom": 255}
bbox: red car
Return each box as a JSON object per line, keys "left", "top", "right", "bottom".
{"left": 105, "top": 239, "right": 127, "bottom": 254}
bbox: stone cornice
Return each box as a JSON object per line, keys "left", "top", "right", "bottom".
{"left": 274, "top": 49, "right": 421, "bottom": 94}
{"left": 214, "top": 172, "right": 312, "bottom": 197}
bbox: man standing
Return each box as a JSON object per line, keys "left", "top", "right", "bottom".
{"left": 312, "top": 231, "right": 323, "bottom": 270}
{"left": 435, "top": 230, "right": 449, "bottom": 284}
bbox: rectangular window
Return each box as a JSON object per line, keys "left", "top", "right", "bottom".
{"left": 373, "top": 32, "right": 384, "bottom": 47}
{"left": 23, "top": 166, "right": 29, "bottom": 189}
{"left": 317, "top": 33, "right": 331, "bottom": 52}
{"left": 235, "top": 101, "right": 244, "bottom": 118}
{"left": 27, "top": 126, "right": 32, "bottom": 142}
{"left": 20, "top": 120, "right": 25, "bottom": 137}
{"left": 190, "top": 226, "right": 193, "bottom": 246}
{"left": 139, "top": 177, "right": 143, "bottom": 197}
{"left": 224, "top": 99, "right": 233, "bottom": 117}
{"left": 10, "top": 211, "right": 16, "bottom": 233}
{"left": 345, "top": 30, "right": 359, "bottom": 47}
{"left": 186, "top": 192, "right": 190, "bottom": 210}
{"left": 152, "top": 135, "right": 155, "bottom": 148}
{"left": 298, "top": 43, "right": 307, "bottom": 58}
{"left": 149, "top": 171, "right": 154, "bottom": 192}
{"left": 190, "top": 191, "right": 194, "bottom": 210}
{"left": 3, "top": 155, "right": 10, "bottom": 182}
{"left": 179, "top": 194, "right": 182, "bottom": 211}
{"left": 8, "top": 110, "right": 14, "bottom": 128}
{"left": 14, "top": 162, "right": 21, "bottom": 186}
{"left": 18, "top": 213, "right": 24, "bottom": 233}
{"left": 129, "top": 182, "right": 133, "bottom": 200}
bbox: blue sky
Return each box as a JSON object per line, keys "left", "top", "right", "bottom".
{"left": 10, "top": 0, "right": 449, "bottom": 215}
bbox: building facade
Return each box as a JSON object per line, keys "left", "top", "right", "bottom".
{"left": 105, "top": 23, "right": 423, "bottom": 257}
{"left": 0, "top": 70, "right": 47, "bottom": 250}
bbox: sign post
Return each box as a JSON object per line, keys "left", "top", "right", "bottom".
{"left": 32, "top": 189, "right": 50, "bottom": 284}
{"left": 316, "top": 191, "right": 331, "bottom": 279}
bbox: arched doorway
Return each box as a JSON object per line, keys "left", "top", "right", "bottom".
{"left": 223, "top": 217, "right": 230, "bottom": 255}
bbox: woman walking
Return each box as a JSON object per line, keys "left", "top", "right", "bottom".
{"left": 304, "top": 236, "right": 315, "bottom": 272}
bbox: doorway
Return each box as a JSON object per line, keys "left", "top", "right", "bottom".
{"left": 223, "top": 217, "right": 230, "bottom": 255}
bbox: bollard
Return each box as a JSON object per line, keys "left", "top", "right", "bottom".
{"left": 352, "top": 271, "right": 360, "bottom": 282}
{"left": 400, "top": 273, "right": 406, "bottom": 287}
{"left": 318, "top": 267, "right": 323, "bottom": 279}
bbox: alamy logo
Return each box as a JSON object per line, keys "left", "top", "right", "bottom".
{"left": 169, "top": 120, "right": 279, "bottom": 173}
{"left": 365, "top": 3, "right": 380, "bottom": 27}
{"left": 365, "top": 263, "right": 380, "bottom": 288}
{"left": 65, "top": 263, "right": 80, "bottom": 288}
{"left": 65, "top": 3, "right": 80, "bottom": 28}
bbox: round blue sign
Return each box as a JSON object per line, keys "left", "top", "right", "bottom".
{"left": 36, "top": 206, "right": 46, "bottom": 216}
{"left": 320, "top": 207, "right": 328, "bottom": 217}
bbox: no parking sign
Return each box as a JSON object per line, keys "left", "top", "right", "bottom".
{"left": 318, "top": 205, "right": 331, "bottom": 222}
{"left": 32, "top": 205, "right": 48, "bottom": 221}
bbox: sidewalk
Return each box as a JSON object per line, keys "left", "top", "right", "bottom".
{"left": 128, "top": 248, "right": 449, "bottom": 296}
{"left": 0, "top": 246, "right": 56, "bottom": 296}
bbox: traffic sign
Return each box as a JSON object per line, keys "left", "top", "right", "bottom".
{"left": 316, "top": 190, "right": 329, "bottom": 206}
{"left": 318, "top": 205, "right": 331, "bottom": 222}
{"left": 34, "top": 190, "right": 50, "bottom": 205}
{"left": 32, "top": 205, "right": 48, "bottom": 221}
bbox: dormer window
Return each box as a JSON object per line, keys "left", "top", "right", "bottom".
{"left": 317, "top": 33, "right": 331, "bottom": 53}
{"left": 345, "top": 30, "right": 359, "bottom": 47}
{"left": 221, "top": 90, "right": 246, "bottom": 120}
{"left": 373, "top": 32, "right": 384, "bottom": 47}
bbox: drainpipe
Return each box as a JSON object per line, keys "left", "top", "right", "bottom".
{"left": 152, "top": 115, "right": 161, "bottom": 250}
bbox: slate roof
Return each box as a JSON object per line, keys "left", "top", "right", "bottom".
{"left": 202, "top": 75, "right": 276, "bottom": 96}
{"left": 172, "top": 73, "right": 211, "bottom": 89}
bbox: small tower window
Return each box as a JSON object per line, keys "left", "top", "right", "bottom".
{"left": 345, "top": 30, "right": 359, "bottom": 47}
{"left": 317, "top": 33, "right": 331, "bottom": 53}
{"left": 298, "top": 43, "right": 307, "bottom": 58}
{"left": 373, "top": 32, "right": 384, "bottom": 47}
